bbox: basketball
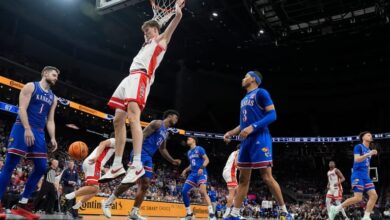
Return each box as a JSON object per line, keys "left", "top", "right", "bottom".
{"left": 68, "top": 141, "right": 89, "bottom": 161}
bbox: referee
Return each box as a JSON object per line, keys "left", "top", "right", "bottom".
{"left": 34, "top": 159, "right": 58, "bottom": 214}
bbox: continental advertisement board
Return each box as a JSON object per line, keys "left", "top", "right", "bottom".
{"left": 77, "top": 196, "right": 208, "bottom": 218}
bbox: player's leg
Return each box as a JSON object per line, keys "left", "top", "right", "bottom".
{"left": 223, "top": 187, "right": 236, "bottom": 218}
{"left": 128, "top": 177, "right": 150, "bottom": 220}
{"left": 230, "top": 169, "right": 252, "bottom": 218}
{"left": 334, "top": 190, "right": 348, "bottom": 218}
{"left": 20, "top": 157, "right": 47, "bottom": 203}
{"left": 325, "top": 194, "right": 332, "bottom": 214}
{"left": 101, "top": 182, "right": 135, "bottom": 218}
{"left": 112, "top": 109, "right": 128, "bottom": 167}
{"left": 0, "top": 153, "right": 22, "bottom": 200}
{"left": 66, "top": 185, "right": 99, "bottom": 208}
{"left": 364, "top": 188, "right": 378, "bottom": 219}
{"left": 260, "top": 168, "right": 287, "bottom": 213}
{"left": 182, "top": 175, "right": 196, "bottom": 218}
{"left": 199, "top": 183, "right": 216, "bottom": 218}
{"left": 329, "top": 193, "right": 362, "bottom": 220}
{"left": 129, "top": 157, "right": 153, "bottom": 219}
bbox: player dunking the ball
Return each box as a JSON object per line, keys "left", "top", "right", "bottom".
{"left": 101, "top": 0, "right": 185, "bottom": 184}
{"left": 329, "top": 131, "right": 378, "bottom": 220}
{"left": 326, "top": 161, "right": 349, "bottom": 219}
{"left": 0, "top": 66, "right": 59, "bottom": 219}
{"left": 223, "top": 71, "right": 291, "bottom": 220}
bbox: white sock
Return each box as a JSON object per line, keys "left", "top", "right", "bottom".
{"left": 186, "top": 207, "right": 192, "bottom": 215}
{"left": 106, "top": 194, "right": 117, "bottom": 205}
{"left": 19, "top": 198, "right": 28, "bottom": 204}
{"left": 231, "top": 207, "right": 240, "bottom": 217}
{"left": 133, "top": 154, "right": 141, "bottom": 162}
{"left": 72, "top": 201, "right": 82, "bottom": 209}
{"left": 364, "top": 211, "right": 370, "bottom": 218}
{"left": 279, "top": 205, "right": 288, "bottom": 213}
{"left": 65, "top": 192, "right": 76, "bottom": 200}
{"left": 131, "top": 207, "right": 139, "bottom": 215}
{"left": 113, "top": 156, "right": 122, "bottom": 167}
{"left": 225, "top": 207, "right": 231, "bottom": 215}
{"left": 336, "top": 201, "right": 347, "bottom": 217}
{"left": 208, "top": 205, "right": 214, "bottom": 214}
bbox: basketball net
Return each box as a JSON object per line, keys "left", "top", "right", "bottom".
{"left": 150, "top": 0, "right": 178, "bottom": 27}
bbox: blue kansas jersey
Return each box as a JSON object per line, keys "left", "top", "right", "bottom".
{"left": 240, "top": 88, "right": 273, "bottom": 133}
{"left": 187, "top": 146, "right": 207, "bottom": 175}
{"left": 16, "top": 82, "right": 54, "bottom": 129}
{"left": 142, "top": 123, "right": 168, "bottom": 156}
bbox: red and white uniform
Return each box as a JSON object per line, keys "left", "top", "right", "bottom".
{"left": 326, "top": 168, "right": 343, "bottom": 200}
{"left": 223, "top": 150, "right": 238, "bottom": 188}
{"left": 108, "top": 38, "right": 166, "bottom": 111}
{"left": 83, "top": 138, "right": 116, "bottom": 185}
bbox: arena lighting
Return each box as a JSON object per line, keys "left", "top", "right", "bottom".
{"left": 212, "top": 11, "right": 218, "bottom": 17}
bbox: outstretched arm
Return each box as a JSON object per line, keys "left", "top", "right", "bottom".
{"left": 159, "top": 141, "right": 181, "bottom": 165}
{"left": 159, "top": 0, "right": 184, "bottom": 45}
{"left": 223, "top": 125, "right": 240, "bottom": 143}
{"left": 88, "top": 139, "right": 113, "bottom": 164}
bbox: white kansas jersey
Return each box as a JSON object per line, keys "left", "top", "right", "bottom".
{"left": 129, "top": 38, "right": 166, "bottom": 85}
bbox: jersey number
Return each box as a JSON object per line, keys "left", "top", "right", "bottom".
{"left": 39, "top": 104, "right": 44, "bottom": 114}
{"left": 242, "top": 109, "right": 248, "bottom": 122}
{"left": 191, "top": 159, "right": 196, "bottom": 167}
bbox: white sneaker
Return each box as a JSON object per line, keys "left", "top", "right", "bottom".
{"left": 128, "top": 212, "right": 148, "bottom": 220}
{"left": 362, "top": 216, "right": 371, "bottom": 220}
{"left": 101, "top": 199, "right": 112, "bottom": 219}
{"left": 121, "top": 163, "right": 145, "bottom": 184}
{"left": 99, "top": 165, "right": 126, "bottom": 183}
{"left": 223, "top": 211, "right": 230, "bottom": 219}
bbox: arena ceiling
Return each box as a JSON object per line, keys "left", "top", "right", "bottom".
{"left": 0, "top": 0, "right": 390, "bottom": 136}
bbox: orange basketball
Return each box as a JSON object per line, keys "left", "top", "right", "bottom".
{"left": 68, "top": 141, "right": 88, "bottom": 161}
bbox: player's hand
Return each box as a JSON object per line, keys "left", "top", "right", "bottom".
{"left": 88, "top": 157, "right": 97, "bottom": 165}
{"left": 50, "top": 138, "right": 58, "bottom": 152}
{"left": 370, "top": 150, "right": 378, "bottom": 156}
{"left": 24, "top": 128, "right": 35, "bottom": 147}
{"left": 239, "top": 125, "right": 254, "bottom": 140}
{"left": 223, "top": 132, "right": 232, "bottom": 144}
{"left": 197, "top": 168, "right": 203, "bottom": 176}
{"left": 172, "top": 159, "right": 181, "bottom": 166}
{"left": 180, "top": 171, "right": 187, "bottom": 178}
{"left": 175, "top": 0, "right": 184, "bottom": 15}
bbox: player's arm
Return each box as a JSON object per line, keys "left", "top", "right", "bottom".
{"left": 335, "top": 169, "right": 346, "bottom": 183}
{"left": 159, "top": 140, "right": 181, "bottom": 166}
{"left": 47, "top": 97, "right": 58, "bottom": 152}
{"left": 18, "top": 82, "right": 35, "bottom": 146}
{"left": 143, "top": 120, "right": 162, "bottom": 140}
{"left": 88, "top": 139, "right": 113, "bottom": 164}
{"left": 224, "top": 125, "right": 241, "bottom": 143}
{"left": 159, "top": 0, "right": 184, "bottom": 45}
{"left": 354, "top": 147, "right": 377, "bottom": 162}
{"left": 181, "top": 165, "right": 191, "bottom": 177}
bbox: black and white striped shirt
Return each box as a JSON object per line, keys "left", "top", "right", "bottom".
{"left": 46, "top": 168, "right": 56, "bottom": 184}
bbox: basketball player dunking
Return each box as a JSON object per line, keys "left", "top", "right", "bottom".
{"left": 0, "top": 66, "right": 59, "bottom": 219}
{"left": 100, "top": 0, "right": 185, "bottom": 184}
{"left": 223, "top": 71, "right": 291, "bottom": 220}
{"left": 326, "top": 161, "right": 348, "bottom": 219}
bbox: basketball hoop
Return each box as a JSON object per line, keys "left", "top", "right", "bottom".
{"left": 150, "top": 0, "right": 182, "bottom": 27}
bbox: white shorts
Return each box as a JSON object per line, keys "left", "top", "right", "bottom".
{"left": 108, "top": 71, "right": 151, "bottom": 111}
{"left": 82, "top": 159, "right": 101, "bottom": 186}
{"left": 223, "top": 170, "right": 238, "bottom": 188}
{"left": 326, "top": 188, "right": 343, "bottom": 200}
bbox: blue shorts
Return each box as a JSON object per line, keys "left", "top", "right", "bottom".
{"left": 237, "top": 131, "right": 273, "bottom": 169}
{"left": 351, "top": 173, "right": 375, "bottom": 193}
{"left": 129, "top": 152, "right": 153, "bottom": 178}
{"left": 185, "top": 172, "right": 208, "bottom": 187}
{"left": 7, "top": 123, "right": 47, "bottom": 158}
